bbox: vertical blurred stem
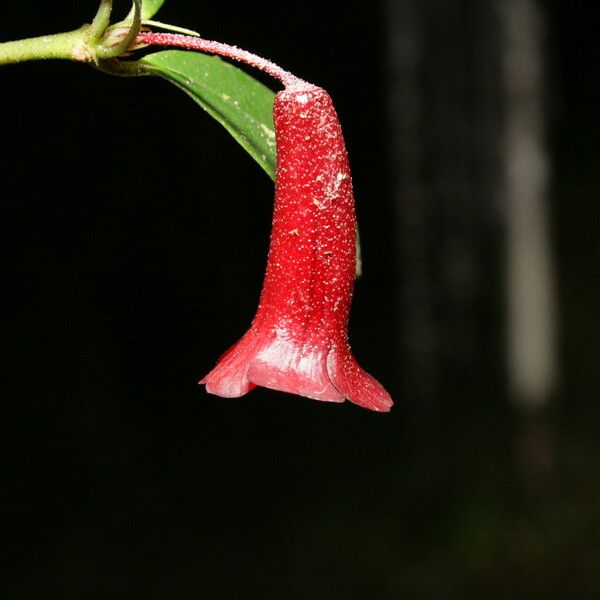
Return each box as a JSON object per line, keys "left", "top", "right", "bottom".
{"left": 502, "top": 0, "right": 557, "bottom": 410}
{"left": 502, "top": 0, "right": 557, "bottom": 489}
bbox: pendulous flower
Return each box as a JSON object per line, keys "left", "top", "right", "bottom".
{"left": 200, "top": 84, "right": 392, "bottom": 412}
{"left": 133, "top": 32, "right": 393, "bottom": 411}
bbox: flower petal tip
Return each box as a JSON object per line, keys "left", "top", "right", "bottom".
{"left": 327, "top": 349, "right": 393, "bottom": 413}
{"left": 199, "top": 373, "right": 257, "bottom": 398}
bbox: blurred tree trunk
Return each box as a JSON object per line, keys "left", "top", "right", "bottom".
{"left": 501, "top": 0, "right": 557, "bottom": 410}
{"left": 501, "top": 0, "right": 557, "bottom": 486}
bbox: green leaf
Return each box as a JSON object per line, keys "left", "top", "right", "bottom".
{"left": 126, "top": 0, "right": 165, "bottom": 22}
{"left": 140, "top": 49, "right": 277, "bottom": 179}
{"left": 142, "top": 0, "right": 166, "bottom": 19}
{"left": 141, "top": 20, "right": 199, "bottom": 37}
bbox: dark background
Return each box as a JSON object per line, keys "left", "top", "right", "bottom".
{"left": 1, "top": 1, "right": 598, "bottom": 598}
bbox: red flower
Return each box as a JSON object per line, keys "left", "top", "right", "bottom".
{"left": 200, "top": 84, "right": 392, "bottom": 412}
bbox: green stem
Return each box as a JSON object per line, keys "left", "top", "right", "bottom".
{"left": 0, "top": 0, "right": 139, "bottom": 67}
{"left": 0, "top": 27, "right": 92, "bottom": 66}
{"left": 95, "top": 0, "right": 140, "bottom": 59}
{"left": 87, "top": 0, "right": 113, "bottom": 45}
